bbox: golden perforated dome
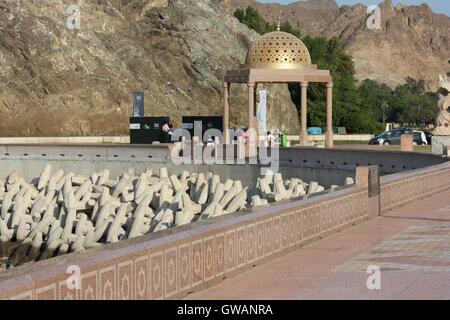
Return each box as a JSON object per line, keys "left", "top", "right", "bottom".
{"left": 243, "top": 31, "right": 312, "bottom": 69}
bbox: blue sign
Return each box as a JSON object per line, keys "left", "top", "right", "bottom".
{"left": 132, "top": 92, "right": 145, "bottom": 117}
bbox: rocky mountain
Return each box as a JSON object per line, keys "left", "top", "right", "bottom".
{"left": 217, "top": 0, "right": 450, "bottom": 90}
{"left": 217, "top": 0, "right": 339, "bottom": 35}
{"left": 0, "top": 0, "right": 299, "bottom": 136}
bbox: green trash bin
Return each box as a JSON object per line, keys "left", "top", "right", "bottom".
{"left": 281, "top": 133, "right": 288, "bottom": 147}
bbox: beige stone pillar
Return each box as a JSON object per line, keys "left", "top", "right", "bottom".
{"left": 356, "top": 166, "right": 380, "bottom": 219}
{"left": 401, "top": 134, "right": 413, "bottom": 152}
{"left": 223, "top": 82, "right": 230, "bottom": 144}
{"left": 248, "top": 82, "right": 256, "bottom": 131}
{"left": 325, "top": 82, "right": 334, "bottom": 149}
{"left": 299, "top": 82, "right": 308, "bottom": 146}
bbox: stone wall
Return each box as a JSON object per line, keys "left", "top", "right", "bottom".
{"left": 380, "top": 162, "right": 450, "bottom": 213}
{"left": 0, "top": 145, "right": 446, "bottom": 188}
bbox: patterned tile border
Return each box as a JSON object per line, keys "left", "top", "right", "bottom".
{"left": 381, "top": 163, "right": 450, "bottom": 213}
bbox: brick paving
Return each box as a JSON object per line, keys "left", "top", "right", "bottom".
{"left": 188, "top": 189, "right": 450, "bottom": 300}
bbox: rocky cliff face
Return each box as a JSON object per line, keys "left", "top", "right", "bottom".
{"left": 323, "top": 1, "right": 450, "bottom": 90}
{"left": 0, "top": 0, "right": 299, "bottom": 136}
{"left": 218, "top": 0, "right": 450, "bottom": 90}
{"left": 217, "top": 0, "right": 339, "bottom": 36}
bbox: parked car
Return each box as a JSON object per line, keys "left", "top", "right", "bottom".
{"left": 411, "top": 130, "right": 428, "bottom": 145}
{"left": 369, "top": 129, "right": 427, "bottom": 146}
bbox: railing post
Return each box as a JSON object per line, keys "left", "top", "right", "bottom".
{"left": 356, "top": 166, "right": 380, "bottom": 219}
{"left": 401, "top": 134, "right": 413, "bottom": 152}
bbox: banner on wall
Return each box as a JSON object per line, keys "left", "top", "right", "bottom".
{"left": 257, "top": 90, "right": 267, "bottom": 134}
{"left": 132, "top": 92, "right": 145, "bottom": 117}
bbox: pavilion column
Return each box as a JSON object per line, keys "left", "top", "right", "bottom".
{"left": 248, "top": 82, "right": 256, "bottom": 131}
{"left": 299, "top": 82, "right": 308, "bottom": 146}
{"left": 325, "top": 82, "right": 334, "bottom": 149}
{"left": 223, "top": 82, "right": 230, "bottom": 144}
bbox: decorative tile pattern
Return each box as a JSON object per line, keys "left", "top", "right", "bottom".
{"left": 118, "top": 261, "right": 133, "bottom": 300}
{"left": 295, "top": 211, "right": 303, "bottom": 244}
{"left": 265, "top": 218, "right": 273, "bottom": 256}
{"left": 281, "top": 215, "right": 289, "bottom": 249}
{"left": 150, "top": 252, "right": 163, "bottom": 299}
{"left": 215, "top": 233, "right": 226, "bottom": 277}
{"left": 226, "top": 229, "right": 236, "bottom": 272}
{"left": 164, "top": 248, "right": 178, "bottom": 298}
{"left": 204, "top": 236, "right": 215, "bottom": 281}
{"left": 381, "top": 168, "right": 450, "bottom": 212}
{"left": 236, "top": 227, "right": 247, "bottom": 268}
{"left": 289, "top": 213, "right": 296, "bottom": 248}
{"left": 178, "top": 243, "right": 191, "bottom": 292}
{"left": 81, "top": 271, "right": 97, "bottom": 300}
{"left": 273, "top": 217, "right": 281, "bottom": 253}
{"left": 100, "top": 266, "right": 116, "bottom": 300}
{"left": 192, "top": 240, "right": 203, "bottom": 287}
{"left": 246, "top": 223, "right": 256, "bottom": 264}
{"left": 134, "top": 255, "right": 149, "bottom": 300}
{"left": 256, "top": 222, "right": 265, "bottom": 260}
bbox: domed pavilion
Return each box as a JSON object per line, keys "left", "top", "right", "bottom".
{"left": 223, "top": 26, "right": 334, "bottom": 148}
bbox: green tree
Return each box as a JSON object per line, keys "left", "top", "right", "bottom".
{"left": 298, "top": 36, "right": 382, "bottom": 133}
{"left": 389, "top": 78, "right": 436, "bottom": 127}
{"left": 358, "top": 79, "right": 393, "bottom": 123}
{"left": 234, "top": 7, "right": 274, "bottom": 35}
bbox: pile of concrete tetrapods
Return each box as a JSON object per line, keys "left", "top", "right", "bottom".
{"left": 0, "top": 165, "right": 353, "bottom": 267}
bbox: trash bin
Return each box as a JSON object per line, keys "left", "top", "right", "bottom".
{"left": 281, "top": 133, "right": 288, "bottom": 147}
{"left": 308, "top": 127, "right": 322, "bottom": 135}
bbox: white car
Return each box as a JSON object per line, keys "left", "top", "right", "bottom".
{"left": 412, "top": 130, "right": 428, "bottom": 145}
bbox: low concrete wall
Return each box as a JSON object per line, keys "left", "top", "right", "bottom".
{"left": 0, "top": 158, "right": 351, "bottom": 190}
{"left": 279, "top": 147, "right": 447, "bottom": 175}
{"left": 0, "top": 182, "right": 370, "bottom": 300}
{"left": 0, "top": 144, "right": 171, "bottom": 162}
{"left": 0, "top": 137, "right": 130, "bottom": 145}
{"left": 0, "top": 158, "right": 262, "bottom": 189}
{"left": 380, "top": 161, "right": 450, "bottom": 213}
{"left": 0, "top": 145, "right": 446, "bottom": 189}
{"left": 432, "top": 136, "right": 450, "bottom": 155}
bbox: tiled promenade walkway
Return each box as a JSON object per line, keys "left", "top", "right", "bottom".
{"left": 188, "top": 189, "right": 450, "bottom": 300}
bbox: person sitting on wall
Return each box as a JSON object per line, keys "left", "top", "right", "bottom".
{"left": 266, "top": 131, "right": 276, "bottom": 146}
{"left": 266, "top": 131, "right": 275, "bottom": 142}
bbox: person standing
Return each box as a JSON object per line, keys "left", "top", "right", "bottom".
{"left": 168, "top": 124, "right": 175, "bottom": 143}
{"left": 162, "top": 122, "right": 170, "bottom": 143}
